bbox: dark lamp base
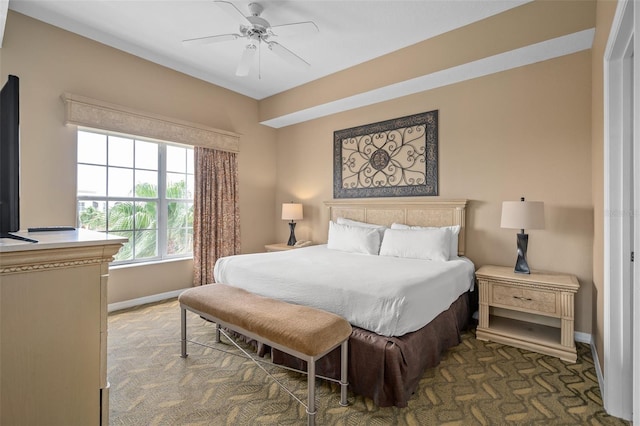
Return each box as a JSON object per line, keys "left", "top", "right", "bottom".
{"left": 287, "top": 221, "right": 297, "bottom": 246}
{"left": 514, "top": 232, "right": 530, "bottom": 274}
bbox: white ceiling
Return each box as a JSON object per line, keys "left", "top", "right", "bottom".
{"left": 5, "top": 0, "right": 532, "bottom": 100}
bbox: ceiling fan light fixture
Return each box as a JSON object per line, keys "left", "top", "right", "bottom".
{"left": 235, "top": 43, "right": 257, "bottom": 77}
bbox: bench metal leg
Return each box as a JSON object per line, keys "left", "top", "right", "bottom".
{"left": 340, "top": 340, "right": 349, "bottom": 406}
{"left": 180, "top": 307, "right": 188, "bottom": 358}
{"left": 215, "top": 323, "right": 221, "bottom": 343}
{"left": 307, "top": 358, "right": 316, "bottom": 426}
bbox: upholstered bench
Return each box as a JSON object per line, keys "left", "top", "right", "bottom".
{"left": 179, "top": 283, "right": 352, "bottom": 426}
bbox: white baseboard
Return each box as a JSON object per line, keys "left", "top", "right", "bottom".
{"left": 574, "top": 331, "right": 592, "bottom": 344}
{"left": 573, "top": 332, "right": 605, "bottom": 399}
{"left": 108, "top": 288, "right": 188, "bottom": 313}
{"left": 591, "top": 340, "right": 605, "bottom": 395}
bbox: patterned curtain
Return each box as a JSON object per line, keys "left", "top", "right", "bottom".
{"left": 192, "top": 147, "right": 240, "bottom": 286}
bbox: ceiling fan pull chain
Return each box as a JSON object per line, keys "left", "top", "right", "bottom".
{"left": 258, "top": 40, "right": 262, "bottom": 80}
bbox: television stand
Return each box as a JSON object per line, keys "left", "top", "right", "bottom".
{"left": 0, "top": 233, "right": 38, "bottom": 243}
{"left": 0, "top": 230, "right": 127, "bottom": 424}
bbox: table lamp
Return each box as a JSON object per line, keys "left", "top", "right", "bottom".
{"left": 282, "top": 202, "right": 303, "bottom": 246}
{"left": 500, "top": 197, "right": 545, "bottom": 274}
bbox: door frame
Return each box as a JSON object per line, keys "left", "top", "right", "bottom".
{"left": 603, "top": 0, "right": 638, "bottom": 422}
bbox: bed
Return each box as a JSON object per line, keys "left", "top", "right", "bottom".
{"left": 213, "top": 199, "right": 475, "bottom": 407}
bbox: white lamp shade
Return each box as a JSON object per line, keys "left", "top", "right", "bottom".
{"left": 281, "top": 203, "right": 303, "bottom": 221}
{"left": 501, "top": 201, "right": 545, "bottom": 230}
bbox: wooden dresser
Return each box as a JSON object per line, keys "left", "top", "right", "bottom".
{"left": 0, "top": 230, "right": 125, "bottom": 425}
{"left": 475, "top": 265, "right": 580, "bottom": 363}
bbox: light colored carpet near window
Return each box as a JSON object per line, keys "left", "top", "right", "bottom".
{"left": 108, "top": 299, "right": 628, "bottom": 425}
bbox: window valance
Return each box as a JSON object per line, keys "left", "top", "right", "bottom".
{"left": 61, "top": 93, "right": 240, "bottom": 153}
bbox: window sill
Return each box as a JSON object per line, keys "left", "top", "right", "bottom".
{"left": 109, "top": 256, "right": 193, "bottom": 270}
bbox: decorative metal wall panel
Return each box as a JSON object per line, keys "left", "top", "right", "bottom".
{"left": 333, "top": 110, "right": 438, "bottom": 198}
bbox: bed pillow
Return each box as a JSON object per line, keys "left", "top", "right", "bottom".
{"left": 327, "top": 221, "right": 382, "bottom": 255}
{"left": 379, "top": 228, "right": 451, "bottom": 262}
{"left": 391, "top": 223, "right": 460, "bottom": 259}
{"left": 336, "top": 217, "right": 386, "bottom": 239}
{"left": 336, "top": 217, "right": 379, "bottom": 228}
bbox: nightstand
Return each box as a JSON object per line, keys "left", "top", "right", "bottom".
{"left": 475, "top": 265, "right": 580, "bottom": 362}
{"left": 264, "top": 243, "right": 297, "bottom": 252}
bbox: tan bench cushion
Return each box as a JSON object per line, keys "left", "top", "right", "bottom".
{"left": 179, "top": 283, "right": 352, "bottom": 357}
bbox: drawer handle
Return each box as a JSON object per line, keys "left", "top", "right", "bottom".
{"left": 513, "top": 296, "right": 533, "bottom": 301}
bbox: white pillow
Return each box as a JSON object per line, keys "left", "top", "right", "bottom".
{"left": 327, "top": 221, "right": 381, "bottom": 255}
{"left": 391, "top": 223, "right": 461, "bottom": 259}
{"left": 379, "top": 228, "right": 451, "bottom": 262}
{"left": 336, "top": 217, "right": 386, "bottom": 240}
{"left": 336, "top": 217, "right": 374, "bottom": 227}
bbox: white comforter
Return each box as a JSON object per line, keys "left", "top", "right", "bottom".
{"left": 213, "top": 245, "right": 475, "bottom": 337}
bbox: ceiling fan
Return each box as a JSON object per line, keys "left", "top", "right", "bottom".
{"left": 183, "top": 1, "right": 319, "bottom": 77}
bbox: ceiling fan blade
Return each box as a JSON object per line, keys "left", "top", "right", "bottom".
{"left": 182, "top": 33, "right": 241, "bottom": 45}
{"left": 269, "top": 21, "right": 319, "bottom": 38}
{"left": 213, "top": 1, "right": 251, "bottom": 26}
{"left": 267, "top": 41, "right": 310, "bottom": 68}
{"left": 236, "top": 44, "right": 257, "bottom": 76}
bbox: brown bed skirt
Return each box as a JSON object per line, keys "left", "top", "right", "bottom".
{"left": 271, "top": 292, "right": 471, "bottom": 408}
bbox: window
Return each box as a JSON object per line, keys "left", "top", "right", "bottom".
{"left": 77, "top": 129, "right": 194, "bottom": 264}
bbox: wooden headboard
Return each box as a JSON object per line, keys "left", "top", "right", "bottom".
{"left": 324, "top": 199, "right": 468, "bottom": 256}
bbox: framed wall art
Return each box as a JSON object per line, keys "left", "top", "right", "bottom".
{"left": 333, "top": 110, "right": 438, "bottom": 199}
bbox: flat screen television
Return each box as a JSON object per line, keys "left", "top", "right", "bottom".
{"left": 0, "top": 75, "right": 36, "bottom": 243}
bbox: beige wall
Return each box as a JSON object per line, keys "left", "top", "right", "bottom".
{"left": 1, "top": 11, "right": 278, "bottom": 303}
{"left": 275, "top": 51, "right": 594, "bottom": 334}
{"left": 591, "top": 0, "right": 617, "bottom": 371}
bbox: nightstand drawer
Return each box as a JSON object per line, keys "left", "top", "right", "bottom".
{"left": 491, "top": 283, "right": 557, "bottom": 315}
